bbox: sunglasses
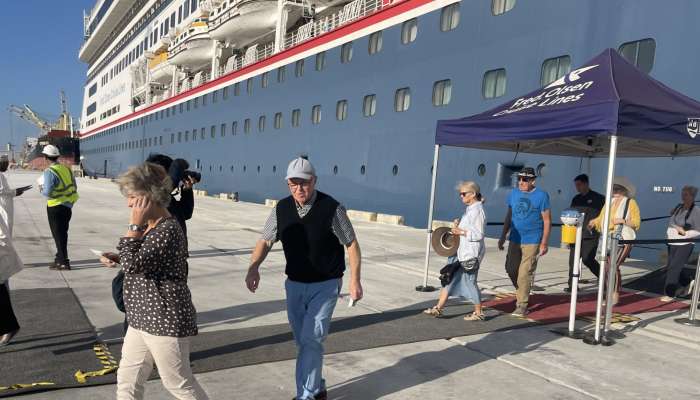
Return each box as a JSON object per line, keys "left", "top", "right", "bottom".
{"left": 518, "top": 177, "right": 533, "bottom": 182}
{"left": 459, "top": 192, "right": 473, "bottom": 197}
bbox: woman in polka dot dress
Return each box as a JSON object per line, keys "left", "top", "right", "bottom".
{"left": 112, "top": 162, "right": 208, "bottom": 400}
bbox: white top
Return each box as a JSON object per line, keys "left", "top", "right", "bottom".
{"left": 0, "top": 172, "right": 16, "bottom": 237}
{"left": 0, "top": 172, "right": 23, "bottom": 283}
{"left": 667, "top": 204, "right": 700, "bottom": 245}
{"left": 457, "top": 201, "right": 486, "bottom": 262}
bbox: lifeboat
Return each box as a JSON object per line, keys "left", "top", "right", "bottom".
{"left": 208, "top": 0, "right": 302, "bottom": 48}
{"left": 167, "top": 19, "right": 215, "bottom": 72}
{"left": 147, "top": 51, "right": 174, "bottom": 84}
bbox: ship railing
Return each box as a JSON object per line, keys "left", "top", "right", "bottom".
{"left": 143, "top": 0, "right": 406, "bottom": 107}
{"left": 283, "top": 0, "right": 389, "bottom": 50}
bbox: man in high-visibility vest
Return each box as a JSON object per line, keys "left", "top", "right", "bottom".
{"left": 39, "top": 145, "right": 78, "bottom": 271}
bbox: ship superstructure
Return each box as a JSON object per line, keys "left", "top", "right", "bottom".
{"left": 78, "top": 0, "right": 700, "bottom": 261}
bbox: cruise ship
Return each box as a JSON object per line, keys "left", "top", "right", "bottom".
{"left": 78, "top": 0, "right": 700, "bottom": 261}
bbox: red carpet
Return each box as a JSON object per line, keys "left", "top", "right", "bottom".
{"left": 483, "top": 291, "right": 689, "bottom": 324}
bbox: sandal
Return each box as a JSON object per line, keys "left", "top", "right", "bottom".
{"left": 423, "top": 306, "right": 444, "bottom": 317}
{"left": 464, "top": 312, "right": 485, "bottom": 321}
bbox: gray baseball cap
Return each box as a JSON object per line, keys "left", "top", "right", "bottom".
{"left": 285, "top": 157, "right": 316, "bottom": 180}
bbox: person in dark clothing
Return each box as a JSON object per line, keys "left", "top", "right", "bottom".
{"left": 145, "top": 154, "right": 196, "bottom": 237}
{"left": 567, "top": 174, "right": 605, "bottom": 292}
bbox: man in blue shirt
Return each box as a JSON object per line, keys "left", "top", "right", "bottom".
{"left": 498, "top": 167, "right": 551, "bottom": 317}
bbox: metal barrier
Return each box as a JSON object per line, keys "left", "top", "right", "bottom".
{"left": 587, "top": 236, "right": 700, "bottom": 346}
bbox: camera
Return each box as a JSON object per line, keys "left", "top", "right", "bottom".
{"left": 168, "top": 158, "right": 202, "bottom": 185}
{"left": 683, "top": 223, "right": 692, "bottom": 231}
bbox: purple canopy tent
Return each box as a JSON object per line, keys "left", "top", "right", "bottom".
{"left": 422, "top": 48, "right": 700, "bottom": 343}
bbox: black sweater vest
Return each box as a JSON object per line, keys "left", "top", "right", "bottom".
{"left": 276, "top": 191, "right": 345, "bottom": 283}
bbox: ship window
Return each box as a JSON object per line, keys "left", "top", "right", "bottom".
{"left": 258, "top": 115, "right": 266, "bottom": 132}
{"left": 292, "top": 109, "right": 301, "bottom": 127}
{"left": 212, "top": 90, "right": 218, "bottom": 103}
{"left": 211, "top": 125, "right": 216, "bottom": 138}
{"left": 184, "top": 131, "right": 189, "bottom": 141}
{"left": 223, "top": 86, "right": 229, "bottom": 99}
{"left": 618, "top": 39, "right": 656, "bottom": 73}
{"left": 278, "top": 66, "right": 286, "bottom": 83}
{"left": 244, "top": 118, "right": 251, "bottom": 133}
{"left": 192, "top": 127, "right": 197, "bottom": 141}
{"left": 234, "top": 82, "right": 241, "bottom": 96}
{"left": 311, "top": 105, "right": 322, "bottom": 124}
{"left": 178, "top": 5, "right": 182, "bottom": 23}
{"left": 492, "top": 0, "right": 516, "bottom": 15}
{"left": 166, "top": 108, "right": 170, "bottom": 117}
{"left": 336, "top": 100, "right": 348, "bottom": 121}
{"left": 261, "top": 72, "right": 269, "bottom": 88}
{"left": 200, "top": 127, "right": 205, "bottom": 139}
{"left": 540, "top": 55, "right": 571, "bottom": 86}
{"left": 178, "top": 131, "right": 182, "bottom": 142}
{"left": 360, "top": 165, "right": 366, "bottom": 175}
{"left": 440, "top": 4, "right": 460, "bottom": 31}
{"left": 89, "top": 84, "right": 97, "bottom": 97}
{"left": 363, "top": 94, "right": 377, "bottom": 117}
{"left": 368, "top": 31, "right": 382, "bottom": 55}
{"left": 274, "top": 112, "right": 283, "bottom": 129}
{"left": 432, "top": 79, "right": 452, "bottom": 106}
{"left": 401, "top": 19, "right": 418, "bottom": 44}
{"left": 187, "top": 100, "right": 191, "bottom": 111}
{"left": 394, "top": 87, "right": 411, "bottom": 112}
{"left": 295, "top": 60, "right": 304, "bottom": 77}
{"left": 247, "top": 78, "right": 253, "bottom": 94}
{"left": 333, "top": 166, "right": 338, "bottom": 175}
{"left": 202, "top": 94, "right": 208, "bottom": 106}
{"left": 315, "top": 52, "right": 326, "bottom": 71}
{"left": 341, "top": 42, "right": 353, "bottom": 64}
{"left": 184, "top": 0, "right": 190, "bottom": 16}
{"left": 482, "top": 68, "right": 507, "bottom": 99}
{"left": 392, "top": 165, "right": 399, "bottom": 176}
{"left": 232, "top": 121, "right": 238, "bottom": 135}
{"left": 221, "top": 123, "right": 226, "bottom": 136}
{"left": 179, "top": 103, "right": 184, "bottom": 113}
{"left": 87, "top": 102, "right": 97, "bottom": 116}
{"left": 194, "top": 97, "right": 199, "bottom": 108}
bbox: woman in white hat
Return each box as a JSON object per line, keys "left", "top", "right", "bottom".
{"left": 424, "top": 181, "right": 486, "bottom": 321}
{"left": 588, "top": 177, "right": 641, "bottom": 304}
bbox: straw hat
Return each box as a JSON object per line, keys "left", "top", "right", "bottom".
{"left": 612, "top": 176, "right": 636, "bottom": 198}
{"left": 431, "top": 227, "right": 459, "bottom": 257}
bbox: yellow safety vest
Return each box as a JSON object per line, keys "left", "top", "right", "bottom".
{"left": 46, "top": 164, "right": 79, "bottom": 207}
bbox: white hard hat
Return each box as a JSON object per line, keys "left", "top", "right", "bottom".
{"left": 42, "top": 145, "right": 60, "bottom": 157}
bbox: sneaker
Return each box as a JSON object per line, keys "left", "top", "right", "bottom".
{"left": 511, "top": 304, "right": 528, "bottom": 317}
{"left": 660, "top": 296, "right": 675, "bottom": 303}
{"left": 50, "top": 264, "right": 71, "bottom": 271}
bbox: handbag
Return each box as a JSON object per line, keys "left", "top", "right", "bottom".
{"left": 112, "top": 270, "right": 126, "bottom": 313}
{"left": 460, "top": 257, "right": 480, "bottom": 274}
{"left": 618, "top": 199, "right": 636, "bottom": 241}
{"left": 439, "top": 261, "right": 462, "bottom": 287}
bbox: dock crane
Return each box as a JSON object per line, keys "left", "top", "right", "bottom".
{"left": 8, "top": 90, "right": 74, "bottom": 136}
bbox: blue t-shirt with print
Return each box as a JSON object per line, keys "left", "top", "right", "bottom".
{"left": 506, "top": 187, "right": 550, "bottom": 244}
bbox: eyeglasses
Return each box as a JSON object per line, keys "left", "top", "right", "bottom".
{"left": 288, "top": 181, "right": 312, "bottom": 190}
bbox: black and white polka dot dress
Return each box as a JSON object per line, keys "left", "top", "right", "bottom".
{"left": 118, "top": 217, "right": 197, "bottom": 337}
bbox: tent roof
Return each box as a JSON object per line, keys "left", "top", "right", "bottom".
{"left": 435, "top": 49, "right": 700, "bottom": 157}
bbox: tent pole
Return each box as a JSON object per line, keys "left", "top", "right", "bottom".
{"left": 416, "top": 144, "right": 440, "bottom": 292}
{"left": 585, "top": 135, "right": 618, "bottom": 345}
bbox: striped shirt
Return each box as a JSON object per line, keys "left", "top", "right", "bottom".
{"left": 261, "top": 191, "right": 356, "bottom": 246}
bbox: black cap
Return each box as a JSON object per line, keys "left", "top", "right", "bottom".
{"left": 517, "top": 167, "right": 536, "bottom": 178}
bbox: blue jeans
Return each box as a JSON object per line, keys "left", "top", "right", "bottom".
{"left": 285, "top": 278, "right": 341, "bottom": 400}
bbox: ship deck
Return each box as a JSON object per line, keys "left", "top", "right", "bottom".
{"left": 3, "top": 171, "right": 700, "bottom": 399}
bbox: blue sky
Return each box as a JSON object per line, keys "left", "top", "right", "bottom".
{"left": 0, "top": 0, "right": 95, "bottom": 152}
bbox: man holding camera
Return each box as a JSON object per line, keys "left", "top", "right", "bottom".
{"left": 145, "top": 154, "right": 199, "bottom": 237}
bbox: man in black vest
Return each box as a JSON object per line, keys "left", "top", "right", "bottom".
{"left": 245, "top": 157, "right": 363, "bottom": 400}
{"left": 567, "top": 174, "right": 605, "bottom": 292}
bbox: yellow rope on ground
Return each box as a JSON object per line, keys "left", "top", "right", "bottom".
{"left": 74, "top": 343, "right": 119, "bottom": 384}
{"left": 0, "top": 382, "right": 55, "bottom": 391}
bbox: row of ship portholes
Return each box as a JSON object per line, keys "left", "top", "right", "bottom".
{"left": 205, "top": 164, "right": 401, "bottom": 176}
{"left": 202, "top": 162, "right": 548, "bottom": 177}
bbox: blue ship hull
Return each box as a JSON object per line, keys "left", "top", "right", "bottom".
{"left": 80, "top": 0, "right": 700, "bottom": 261}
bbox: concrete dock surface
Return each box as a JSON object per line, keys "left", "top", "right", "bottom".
{"left": 4, "top": 170, "right": 700, "bottom": 400}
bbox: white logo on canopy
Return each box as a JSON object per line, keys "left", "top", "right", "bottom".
{"left": 688, "top": 118, "right": 700, "bottom": 138}
{"left": 545, "top": 65, "right": 600, "bottom": 89}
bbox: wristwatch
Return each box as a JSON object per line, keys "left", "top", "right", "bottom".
{"left": 127, "top": 224, "right": 147, "bottom": 232}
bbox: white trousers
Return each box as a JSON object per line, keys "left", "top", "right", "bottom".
{"left": 116, "top": 327, "right": 209, "bottom": 400}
